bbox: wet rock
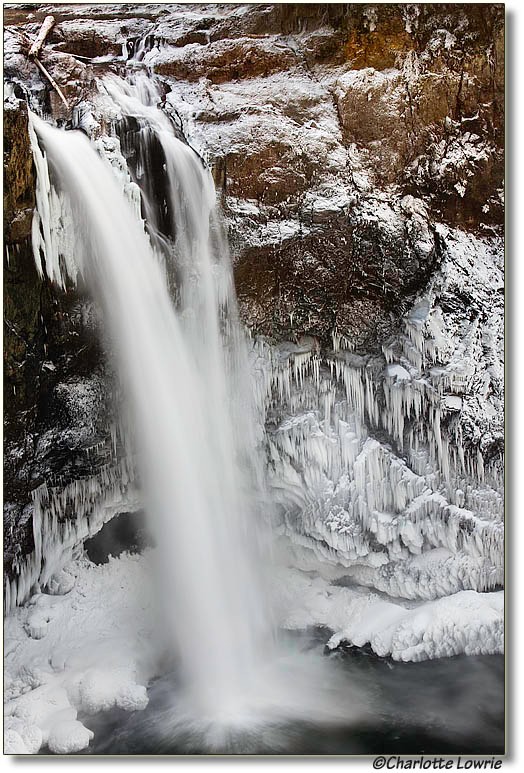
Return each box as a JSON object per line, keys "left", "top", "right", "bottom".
{"left": 50, "top": 17, "right": 153, "bottom": 59}
{"left": 153, "top": 36, "right": 298, "bottom": 83}
{"left": 4, "top": 99, "right": 35, "bottom": 242}
{"left": 233, "top": 196, "right": 438, "bottom": 346}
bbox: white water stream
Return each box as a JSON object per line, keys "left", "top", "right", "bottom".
{"left": 29, "top": 83, "right": 271, "bottom": 721}
{"left": 28, "top": 76, "right": 365, "bottom": 748}
{"left": 14, "top": 70, "right": 503, "bottom": 754}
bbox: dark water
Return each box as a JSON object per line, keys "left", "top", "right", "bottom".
{"left": 83, "top": 510, "right": 152, "bottom": 564}
{"left": 75, "top": 629, "right": 505, "bottom": 756}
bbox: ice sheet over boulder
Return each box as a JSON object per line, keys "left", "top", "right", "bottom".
{"left": 273, "top": 566, "right": 504, "bottom": 661}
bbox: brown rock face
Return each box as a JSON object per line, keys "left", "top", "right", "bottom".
{"left": 147, "top": 5, "right": 503, "bottom": 344}
{"left": 225, "top": 138, "right": 319, "bottom": 205}
{"left": 334, "top": 9, "right": 503, "bottom": 219}
{"left": 3, "top": 100, "right": 35, "bottom": 243}
{"left": 49, "top": 19, "right": 131, "bottom": 59}
{"left": 344, "top": 15, "right": 412, "bottom": 69}
{"left": 3, "top": 1, "right": 504, "bottom": 358}
{"left": 3, "top": 102, "right": 42, "bottom": 511}
{"left": 233, "top": 197, "right": 437, "bottom": 347}
{"left": 4, "top": 99, "right": 40, "bottom": 527}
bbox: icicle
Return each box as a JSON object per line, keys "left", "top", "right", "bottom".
{"left": 5, "top": 458, "right": 140, "bottom": 614}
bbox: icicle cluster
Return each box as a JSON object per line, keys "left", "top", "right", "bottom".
{"left": 28, "top": 116, "right": 144, "bottom": 291}
{"left": 7, "top": 118, "right": 145, "bottom": 615}
{"left": 251, "top": 262, "right": 503, "bottom": 598}
{"left": 4, "top": 456, "right": 140, "bottom": 615}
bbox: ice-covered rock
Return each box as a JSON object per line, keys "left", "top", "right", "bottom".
{"left": 273, "top": 565, "right": 504, "bottom": 661}
{"left": 251, "top": 224, "right": 503, "bottom": 599}
{"left": 47, "top": 720, "right": 94, "bottom": 754}
{"left": 77, "top": 668, "right": 149, "bottom": 715}
{"left": 4, "top": 553, "right": 155, "bottom": 754}
{"left": 44, "top": 569, "right": 76, "bottom": 597}
{"left": 4, "top": 729, "right": 29, "bottom": 754}
{"left": 4, "top": 717, "right": 42, "bottom": 754}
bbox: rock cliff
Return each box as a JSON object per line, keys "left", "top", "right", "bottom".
{"left": 3, "top": 3, "right": 504, "bottom": 605}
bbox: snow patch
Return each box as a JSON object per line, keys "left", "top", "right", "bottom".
{"left": 5, "top": 553, "right": 155, "bottom": 754}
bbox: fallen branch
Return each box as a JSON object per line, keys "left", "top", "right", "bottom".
{"left": 28, "top": 15, "right": 55, "bottom": 59}
{"left": 26, "top": 15, "right": 69, "bottom": 110}
{"left": 56, "top": 50, "right": 93, "bottom": 62}
{"left": 33, "top": 57, "right": 69, "bottom": 109}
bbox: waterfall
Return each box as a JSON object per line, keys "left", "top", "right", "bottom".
{"left": 28, "top": 78, "right": 272, "bottom": 717}
{"left": 22, "top": 71, "right": 503, "bottom": 754}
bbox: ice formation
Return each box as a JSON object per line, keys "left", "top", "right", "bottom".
{"left": 5, "top": 56, "right": 504, "bottom": 755}
{"left": 273, "top": 565, "right": 504, "bottom": 661}
{"left": 4, "top": 550, "right": 504, "bottom": 754}
{"left": 4, "top": 455, "right": 139, "bottom": 615}
{"left": 4, "top": 553, "right": 156, "bottom": 754}
{"left": 251, "top": 228, "right": 503, "bottom": 600}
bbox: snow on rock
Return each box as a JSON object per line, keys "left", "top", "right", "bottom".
{"left": 76, "top": 668, "right": 149, "bottom": 715}
{"left": 5, "top": 684, "right": 75, "bottom": 745}
{"left": 4, "top": 552, "right": 155, "bottom": 754}
{"left": 4, "top": 717, "right": 42, "bottom": 754}
{"left": 4, "top": 729, "right": 29, "bottom": 754}
{"left": 24, "top": 598, "right": 57, "bottom": 640}
{"left": 4, "top": 542, "right": 503, "bottom": 754}
{"left": 158, "top": 70, "right": 354, "bottom": 256}
{"left": 47, "top": 720, "right": 94, "bottom": 754}
{"left": 44, "top": 568, "right": 76, "bottom": 597}
{"left": 114, "top": 683, "right": 149, "bottom": 712}
{"left": 383, "top": 591, "right": 503, "bottom": 661}
{"left": 385, "top": 364, "right": 411, "bottom": 381}
{"left": 273, "top": 566, "right": 504, "bottom": 662}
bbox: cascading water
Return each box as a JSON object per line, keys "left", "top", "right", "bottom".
{"left": 29, "top": 83, "right": 272, "bottom": 722}
{"left": 27, "top": 73, "right": 366, "bottom": 750}
{"left": 4, "top": 5, "right": 505, "bottom": 753}
{"left": 20, "top": 65, "right": 504, "bottom": 758}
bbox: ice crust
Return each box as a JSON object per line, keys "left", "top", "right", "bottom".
{"left": 4, "top": 455, "right": 140, "bottom": 615}
{"left": 273, "top": 564, "right": 504, "bottom": 661}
